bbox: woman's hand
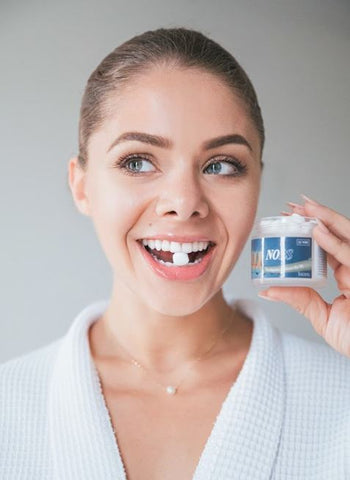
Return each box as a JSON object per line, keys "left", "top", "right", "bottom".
{"left": 258, "top": 194, "right": 350, "bottom": 358}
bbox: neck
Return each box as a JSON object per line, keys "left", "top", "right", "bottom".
{"left": 89, "top": 283, "right": 243, "bottom": 373}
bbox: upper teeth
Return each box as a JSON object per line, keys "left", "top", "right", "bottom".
{"left": 142, "top": 239, "right": 210, "bottom": 253}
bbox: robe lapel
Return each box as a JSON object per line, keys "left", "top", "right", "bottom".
{"left": 47, "top": 297, "right": 285, "bottom": 480}
{"left": 47, "top": 300, "right": 127, "bottom": 480}
{"left": 193, "top": 298, "right": 286, "bottom": 480}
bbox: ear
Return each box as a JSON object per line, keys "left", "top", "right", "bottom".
{"left": 67, "top": 156, "right": 91, "bottom": 216}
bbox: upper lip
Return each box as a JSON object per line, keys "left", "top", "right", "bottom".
{"left": 137, "top": 234, "right": 216, "bottom": 244}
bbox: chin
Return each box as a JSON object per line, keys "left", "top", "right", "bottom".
{"left": 141, "top": 286, "right": 220, "bottom": 318}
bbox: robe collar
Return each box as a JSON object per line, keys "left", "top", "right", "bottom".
{"left": 48, "top": 296, "right": 285, "bottom": 479}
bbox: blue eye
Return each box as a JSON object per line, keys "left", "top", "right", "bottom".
{"left": 204, "top": 158, "right": 247, "bottom": 176}
{"left": 126, "top": 158, "right": 154, "bottom": 172}
{"left": 115, "top": 154, "right": 247, "bottom": 177}
{"left": 116, "top": 155, "right": 155, "bottom": 175}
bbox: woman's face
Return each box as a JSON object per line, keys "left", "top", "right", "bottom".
{"left": 70, "top": 66, "right": 262, "bottom": 316}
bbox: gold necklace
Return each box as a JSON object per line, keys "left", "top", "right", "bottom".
{"left": 111, "top": 307, "right": 236, "bottom": 396}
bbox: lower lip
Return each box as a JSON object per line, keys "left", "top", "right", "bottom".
{"left": 137, "top": 242, "right": 216, "bottom": 281}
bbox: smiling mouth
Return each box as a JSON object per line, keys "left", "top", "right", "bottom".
{"left": 138, "top": 240, "right": 216, "bottom": 266}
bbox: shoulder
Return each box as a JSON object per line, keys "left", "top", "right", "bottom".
{"left": 280, "top": 327, "right": 350, "bottom": 382}
{"left": 274, "top": 328, "right": 350, "bottom": 474}
{"left": 0, "top": 341, "right": 62, "bottom": 474}
{"left": 0, "top": 338, "right": 62, "bottom": 382}
{"left": 278, "top": 328, "right": 350, "bottom": 416}
{"left": 0, "top": 339, "right": 62, "bottom": 416}
{"left": 236, "top": 297, "right": 350, "bottom": 387}
{"left": 233, "top": 296, "right": 350, "bottom": 401}
{"left": 0, "top": 340, "right": 63, "bottom": 470}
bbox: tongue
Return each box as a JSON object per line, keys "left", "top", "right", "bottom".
{"left": 150, "top": 249, "right": 173, "bottom": 262}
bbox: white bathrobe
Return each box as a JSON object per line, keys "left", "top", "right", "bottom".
{"left": 0, "top": 296, "right": 349, "bottom": 479}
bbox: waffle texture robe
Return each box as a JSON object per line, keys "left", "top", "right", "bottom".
{"left": 1, "top": 296, "right": 349, "bottom": 479}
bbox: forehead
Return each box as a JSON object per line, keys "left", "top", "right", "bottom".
{"left": 92, "top": 66, "right": 259, "bottom": 154}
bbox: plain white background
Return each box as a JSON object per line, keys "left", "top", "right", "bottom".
{"left": 1, "top": 0, "right": 349, "bottom": 362}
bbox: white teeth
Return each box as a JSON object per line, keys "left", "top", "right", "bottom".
{"left": 157, "top": 258, "right": 174, "bottom": 266}
{"left": 162, "top": 240, "right": 170, "bottom": 251}
{"left": 154, "top": 239, "right": 162, "bottom": 251}
{"left": 170, "top": 241, "right": 182, "bottom": 253}
{"left": 182, "top": 243, "right": 193, "bottom": 253}
{"left": 141, "top": 239, "right": 210, "bottom": 253}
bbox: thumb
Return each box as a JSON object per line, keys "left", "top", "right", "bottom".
{"left": 258, "top": 286, "right": 330, "bottom": 338}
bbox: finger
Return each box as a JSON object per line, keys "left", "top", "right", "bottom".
{"left": 258, "top": 286, "right": 330, "bottom": 338}
{"left": 286, "top": 202, "right": 307, "bottom": 216}
{"left": 331, "top": 263, "right": 350, "bottom": 298}
{"left": 284, "top": 205, "right": 345, "bottom": 270}
{"left": 326, "top": 295, "right": 350, "bottom": 357}
{"left": 327, "top": 252, "right": 341, "bottom": 271}
{"left": 312, "top": 223, "right": 350, "bottom": 268}
{"left": 300, "top": 195, "right": 350, "bottom": 241}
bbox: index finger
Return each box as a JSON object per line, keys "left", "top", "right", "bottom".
{"left": 301, "top": 195, "right": 350, "bottom": 242}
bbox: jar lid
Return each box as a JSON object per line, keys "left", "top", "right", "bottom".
{"left": 254, "top": 213, "right": 319, "bottom": 235}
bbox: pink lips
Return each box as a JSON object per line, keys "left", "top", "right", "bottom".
{"left": 137, "top": 241, "right": 216, "bottom": 281}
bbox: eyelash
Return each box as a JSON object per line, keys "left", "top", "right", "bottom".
{"left": 114, "top": 153, "right": 248, "bottom": 177}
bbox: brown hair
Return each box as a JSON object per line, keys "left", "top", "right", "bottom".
{"left": 78, "top": 27, "right": 265, "bottom": 169}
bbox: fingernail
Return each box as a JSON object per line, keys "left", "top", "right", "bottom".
{"left": 258, "top": 291, "right": 278, "bottom": 302}
{"left": 316, "top": 220, "right": 330, "bottom": 234}
{"left": 301, "top": 194, "right": 318, "bottom": 205}
{"left": 280, "top": 211, "right": 292, "bottom": 216}
{"left": 287, "top": 201, "right": 304, "bottom": 209}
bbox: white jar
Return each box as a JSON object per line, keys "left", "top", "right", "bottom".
{"left": 251, "top": 214, "right": 327, "bottom": 287}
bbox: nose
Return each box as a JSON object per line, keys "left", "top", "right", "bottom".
{"left": 155, "top": 170, "right": 210, "bottom": 220}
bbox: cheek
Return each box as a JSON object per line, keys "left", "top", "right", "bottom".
{"left": 219, "top": 180, "right": 260, "bottom": 249}
{"left": 87, "top": 175, "right": 146, "bottom": 261}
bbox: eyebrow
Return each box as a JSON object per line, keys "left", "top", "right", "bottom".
{"left": 107, "top": 131, "right": 253, "bottom": 153}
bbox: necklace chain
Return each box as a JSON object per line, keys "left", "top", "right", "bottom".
{"left": 112, "top": 307, "right": 236, "bottom": 395}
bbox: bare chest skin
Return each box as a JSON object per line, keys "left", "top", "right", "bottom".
{"left": 90, "top": 320, "right": 253, "bottom": 480}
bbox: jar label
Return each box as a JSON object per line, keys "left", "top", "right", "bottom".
{"left": 251, "top": 236, "right": 312, "bottom": 278}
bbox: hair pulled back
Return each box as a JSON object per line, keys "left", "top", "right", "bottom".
{"left": 78, "top": 27, "right": 265, "bottom": 169}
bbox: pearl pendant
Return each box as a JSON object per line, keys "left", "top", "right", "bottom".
{"left": 166, "top": 385, "right": 177, "bottom": 395}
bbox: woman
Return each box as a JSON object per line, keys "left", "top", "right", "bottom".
{"left": 0, "top": 27, "right": 349, "bottom": 480}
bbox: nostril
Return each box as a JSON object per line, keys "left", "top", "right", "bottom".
{"left": 165, "top": 210, "right": 200, "bottom": 217}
